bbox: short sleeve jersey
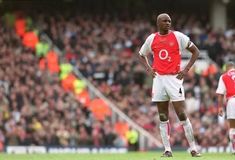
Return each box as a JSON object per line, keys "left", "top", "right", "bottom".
{"left": 216, "top": 69, "right": 235, "bottom": 98}
{"left": 139, "top": 31, "right": 190, "bottom": 75}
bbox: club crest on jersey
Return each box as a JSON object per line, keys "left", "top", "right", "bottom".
{"left": 169, "top": 42, "right": 174, "bottom": 46}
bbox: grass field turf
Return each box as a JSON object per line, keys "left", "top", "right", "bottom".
{"left": 0, "top": 152, "right": 234, "bottom": 160}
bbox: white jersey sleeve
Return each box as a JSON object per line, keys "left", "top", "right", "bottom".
{"left": 174, "top": 31, "right": 190, "bottom": 51}
{"left": 216, "top": 76, "right": 226, "bottom": 95}
{"left": 139, "top": 34, "right": 155, "bottom": 56}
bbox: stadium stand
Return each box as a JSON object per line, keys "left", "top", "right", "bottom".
{"left": 0, "top": 0, "right": 235, "bottom": 152}
{"left": 0, "top": 17, "right": 127, "bottom": 150}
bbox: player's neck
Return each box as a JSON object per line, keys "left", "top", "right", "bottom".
{"left": 158, "top": 30, "right": 171, "bottom": 36}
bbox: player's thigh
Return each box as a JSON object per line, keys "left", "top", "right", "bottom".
{"left": 172, "top": 100, "right": 187, "bottom": 121}
{"left": 228, "top": 119, "right": 235, "bottom": 128}
{"left": 152, "top": 76, "right": 169, "bottom": 101}
{"left": 226, "top": 98, "right": 235, "bottom": 121}
{"left": 164, "top": 75, "right": 185, "bottom": 101}
{"left": 156, "top": 101, "right": 169, "bottom": 121}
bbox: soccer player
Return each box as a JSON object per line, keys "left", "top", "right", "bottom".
{"left": 216, "top": 61, "right": 235, "bottom": 155}
{"left": 138, "top": 13, "right": 201, "bottom": 157}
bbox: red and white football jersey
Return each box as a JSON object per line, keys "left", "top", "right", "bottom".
{"left": 139, "top": 30, "right": 190, "bottom": 75}
{"left": 216, "top": 69, "right": 235, "bottom": 99}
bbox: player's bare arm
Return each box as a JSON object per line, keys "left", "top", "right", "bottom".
{"left": 139, "top": 55, "right": 156, "bottom": 77}
{"left": 217, "top": 94, "right": 224, "bottom": 116}
{"left": 176, "top": 41, "right": 200, "bottom": 80}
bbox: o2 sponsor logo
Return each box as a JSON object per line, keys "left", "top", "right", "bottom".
{"left": 159, "top": 49, "right": 171, "bottom": 62}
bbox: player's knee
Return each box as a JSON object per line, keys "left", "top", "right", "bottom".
{"left": 178, "top": 112, "right": 187, "bottom": 121}
{"left": 159, "top": 113, "right": 168, "bottom": 121}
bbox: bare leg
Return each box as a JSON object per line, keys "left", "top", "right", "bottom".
{"left": 172, "top": 101, "right": 197, "bottom": 152}
{"left": 228, "top": 119, "right": 235, "bottom": 154}
{"left": 157, "top": 101, "right": 171, "bottom": 152}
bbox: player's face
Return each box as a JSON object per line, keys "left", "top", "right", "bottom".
{"left": 158, "top": 16, "right": 171, "bottom": 32}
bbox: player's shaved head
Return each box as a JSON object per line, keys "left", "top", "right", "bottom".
{"left": 157, "top": 13, "right": 171, "bottom": 23}
{"left": 156, "top": 13, "right": 171, "bottom": 34}
{"left": 226, "top": 61, "right": 235, "bottom": 71}
{"left": 227, "top": 61, "right": 235, "bottom": 67}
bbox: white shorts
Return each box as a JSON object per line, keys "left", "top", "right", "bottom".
{"left": 226, "top": 97, "right": 235, "bottom": 119}
{"left": 152, "top": 74, "right": 185, "bottom": 102}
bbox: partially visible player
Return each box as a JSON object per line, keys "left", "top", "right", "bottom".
{"left": 138, "top": 13, "right": 201, "bottom": 157}
{"left": 216, "top": 61, "right": 235, "bottom": 155}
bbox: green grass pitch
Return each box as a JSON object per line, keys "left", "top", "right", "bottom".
{"left": 0, "top": 152, "right": 234, "bottom": 160}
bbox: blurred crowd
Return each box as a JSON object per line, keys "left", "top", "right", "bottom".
{"left": 0, "top": 24, "right": 122, "bottom": 149}
{"left": 0, "top": 10, "right": 235, "bottom": 150}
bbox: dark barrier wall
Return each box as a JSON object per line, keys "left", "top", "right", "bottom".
{"left": 0, "top": 0, "right": 210, "bottom": 17}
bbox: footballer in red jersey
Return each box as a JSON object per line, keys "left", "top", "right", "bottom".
{"left": 216, "top": 62, "right": 235, "bottom": 154}
{"left": 139, "top": 13, "right": 201, "bottom": 157}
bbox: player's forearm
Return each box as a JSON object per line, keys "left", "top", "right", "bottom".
{"left": 217, "top": 94, "right": 224, "bottom": 109}
{"left": 185, "top": 46, "right": 200, "bottom": 71}
{"left": 139, "top": 55, "right": 151, "bottom": 69}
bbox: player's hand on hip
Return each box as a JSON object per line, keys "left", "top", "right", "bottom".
{"left": 218, "top": 107, "right": 224, "bottom": 117}
{"left": 176, "top": 69, "right": 188, "bottom": 80}
{"left": 147, "top": 67, "right": 156, "bottom": 77}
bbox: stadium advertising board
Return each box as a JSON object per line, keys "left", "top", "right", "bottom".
{"left": 6, "top": 146, "right": 128, "bottom": 154}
